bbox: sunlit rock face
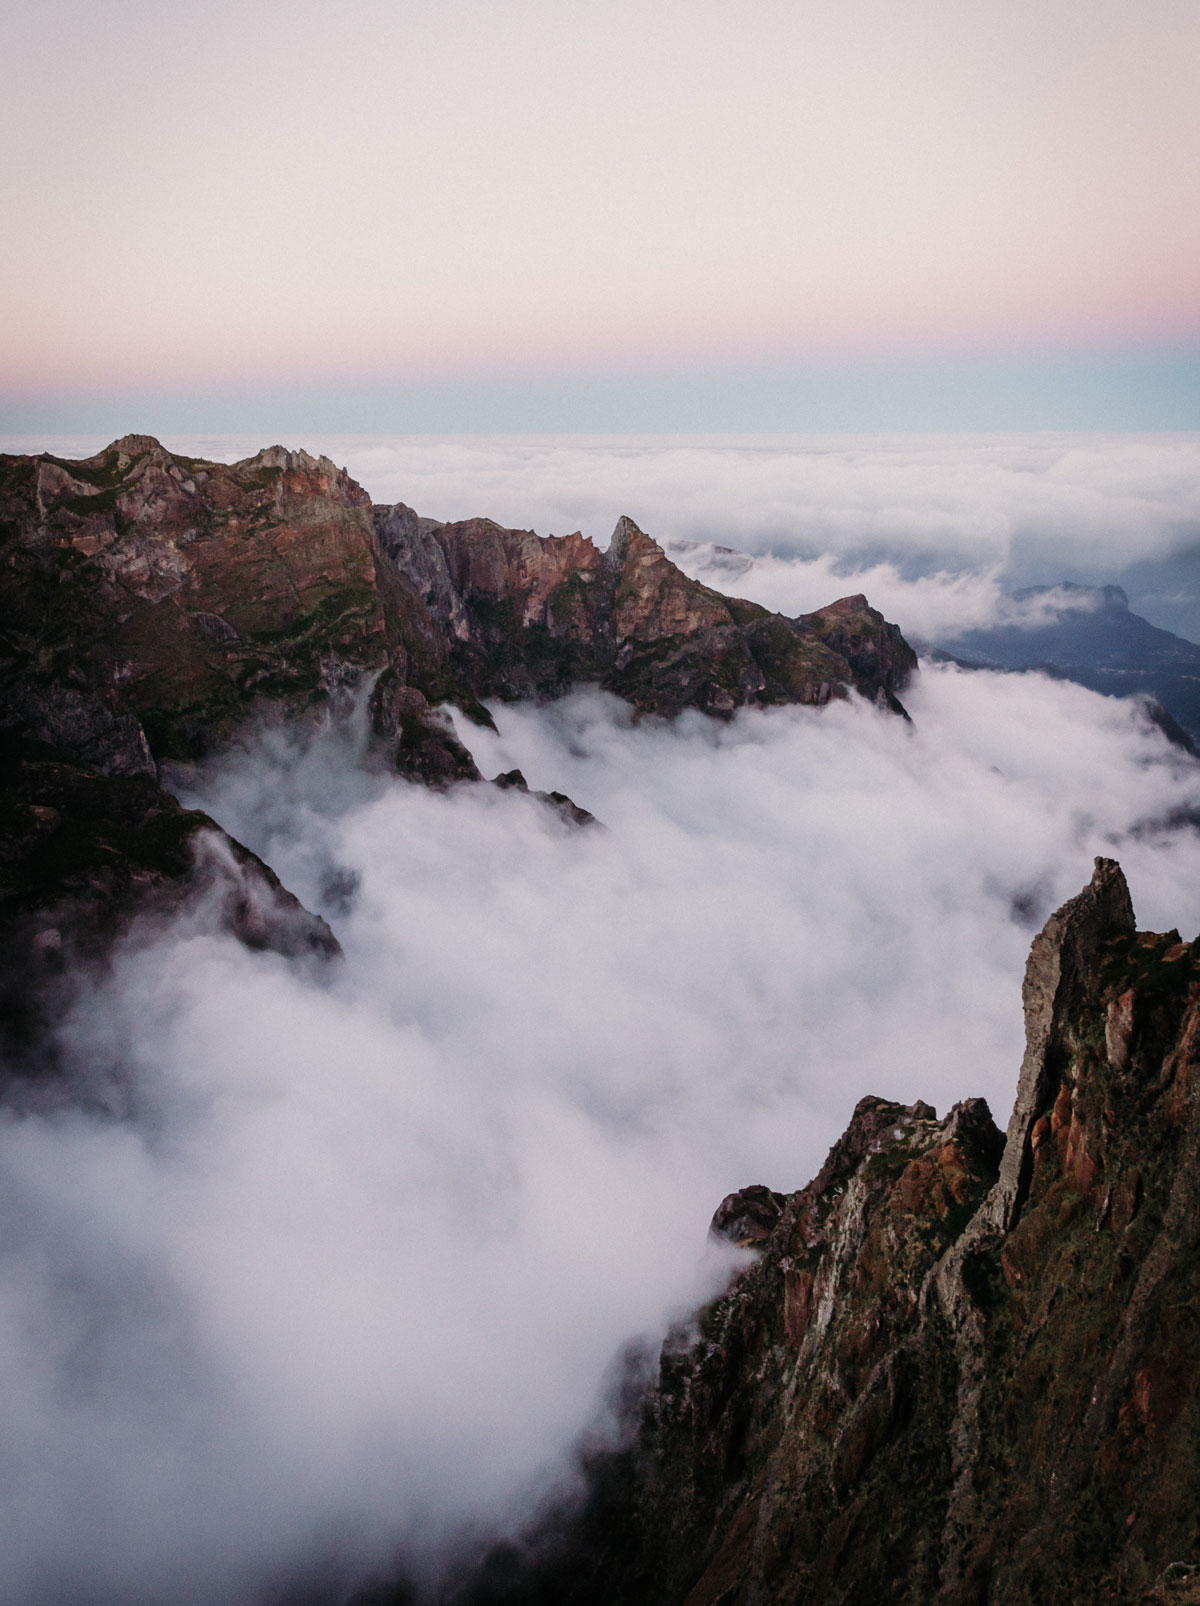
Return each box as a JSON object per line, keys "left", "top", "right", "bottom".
{"left": 1, "top": 436, "right": 916, "bottom": 792}
{"left": 0, "top": 434, "right": 387, "bottom": 770}
{"left": 369, "top": 504, "right": 917, "bottom": 726}
{"left": 448, "top": 859, "right": 1200, "bottom": 1606}
{"left": 0, "top": 435, "right": 918, "bottom": 1073}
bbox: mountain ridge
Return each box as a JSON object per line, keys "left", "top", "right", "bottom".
{"left": 439, "top": 859, "right": 1200, "bottom": 1606}
{"left": 933, "top": 582, "right": 1200, "bottom": 740}
{"left": 0, "top": 436, "right": 916, "bottom": 1062}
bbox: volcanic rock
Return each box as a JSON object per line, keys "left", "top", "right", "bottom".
{"left": 0, "top": 437, "right": 917, "bottom": 1050}
{"left": 443, "top": 858, "right": 1200, "bottom": 1606}
{"left": 0, "top": 436, "right": 386, "bottom": 769}
{"left": 492, "top": 768, "right": 596, "bottom": 826}
{"left": 0, "top": 725, "right": 339, "bottom": 1076}
{"left": 369, "top": 506, "right": 917, "bottom": 722}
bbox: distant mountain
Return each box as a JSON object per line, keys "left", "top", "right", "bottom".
{"left": 936, "top": 583, "right": 1200, "bottom": 737}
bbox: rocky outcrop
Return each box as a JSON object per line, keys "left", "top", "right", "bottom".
{"left": 1, "top": 438, "right": 916, "bottom": 791}
{"left": 369, "top": 506, "right": 917, "bottom": 727}
{"left": 1, "top": 437, "right": 916, "bottom": 1044}
{"left": 443, "top": 859, "right": 1200, "bottom": 1605}
{"left": 0, "top": 727, "right": 339, "bottom": 1076}
{"left": 0, "top": 435, "right": 386, "bottom": 770}
{"left": 492, "top": 768, "right": 597, "bottom": 827}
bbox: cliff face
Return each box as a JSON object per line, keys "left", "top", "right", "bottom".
{"left": 370, "top": 506, "right": 917, "bottom": 734}
{"left": 0, "top": 727, "right": 340, "bottom": 1075}
{"left": 450, "top": 860, "right": 1200, "bottom": 1606}
{"left": 0, "top": 436, "right": 916, "bottom": 1066}
{"left": 0, "top": 438, "right": 916, "bottom": 790}
{"left": 0, "top": 435, "right": 386, "bottom": 772}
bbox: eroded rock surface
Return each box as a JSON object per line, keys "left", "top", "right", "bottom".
{"left": 0, "top": 437, "right": 916, "bottom": 1066}
{"left": 369, "top": 505, "right": 917, "bottom": 724}
{"left": 2, "top": 438, "right": 917, "bottom": 793}
{"left": 0, "top": 728, "right": 339, "bottom": 1075}
{"left": 442, "top": 859, "right": 1200, "bottom": 1606}
{"left": 0, "top": 435, "right": 386, "bottom": 768}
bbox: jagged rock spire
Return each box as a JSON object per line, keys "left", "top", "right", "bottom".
{"left": 990, "top": 856, "right": 1135, "bottom": 1230}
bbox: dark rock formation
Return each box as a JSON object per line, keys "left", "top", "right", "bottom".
{"left": 443, "top": 859, "right": 1200, "bottom": 1606}
{"left": 0, "top": 436, "right": 915, "bottom": 1061}
{"left": 492, "top": 769, "right": 596, "bottom": 827}
{"left": 710, "top": 1184, "right": 787, "bottom": 1247}
{"left": 369, "top": 506, "right": 917, "bottom": 727}
{"left": 0, "top": 727, "right": 339, "bottom": 1075}
{"left": 1, "top": 438, "right": 916, "bottom": 793}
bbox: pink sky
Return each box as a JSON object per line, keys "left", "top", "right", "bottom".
{"left": 3, "top": 0, "right": 1199, "bottom": 409}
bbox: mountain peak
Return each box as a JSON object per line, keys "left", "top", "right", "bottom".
{"left": 107, "top": 433, "right": 164, "bottom": 456}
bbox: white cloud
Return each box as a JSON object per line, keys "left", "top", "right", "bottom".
{"left": 668, "top": 544, "right": 1113, "bottom": 641}
{"left": 301, "top": 433, "right": 1200, "bottom": 583}
{"left": 1, "top": 667, "right": 1199, "bottom": 1599}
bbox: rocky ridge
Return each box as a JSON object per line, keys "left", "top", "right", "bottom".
{"left": 0, "top": 434, "right": 386, "bottom": 772}
{"left": 369, "top": 505, "right": 916, "bottom": 781}
{"left": 444, "top": 859, "right": 1200, "bottom": 1606}
{"left": 0, "top": 436, "right": 914, "bottom": 786}
{"left": 0, "top": 726, "right": 340, "bottom": 1074}
{"left": 0, "top": 436, "right": 915, "bottom": 1023}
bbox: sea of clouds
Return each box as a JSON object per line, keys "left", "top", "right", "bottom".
{"left": 310, "top": 431, "right": 1200, "bottom": 640}
{"left": 4, "top": 665, "right": 1200, "bottom": 1602}
{"left": 3, "top": 432, "right": 1200, "bottom": 1600}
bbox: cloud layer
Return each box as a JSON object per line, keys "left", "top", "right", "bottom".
{"left": 20, "top": 428, "right": 1183, "bottom": 638}
{"left": 3, "top": 667, "right": 1200, "bottom": 1600}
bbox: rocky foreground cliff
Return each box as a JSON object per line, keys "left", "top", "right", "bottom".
{"left": 0, "top": 436, "right": 915, "bottom": 1061}
{"left": 439, "top": 860, "right": 1200, "bottom": 1606}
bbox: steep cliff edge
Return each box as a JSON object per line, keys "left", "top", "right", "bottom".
{"left": 0, "top": 727, "right": 340, "bottom": 1075}
{"left": 369, "top": 506, "right": 917, "bottom": 735}
{"left": 448, "top": 859, "right": 1200, "bottom": 1606}
{"left": 0, "top": 437, "right": 916, "bottom": 1065}
{"left": 1, "top": 439, "right": 915, "bottom": 788}
{"left": 0, "top": 435, "right": 386, "bottom": 772}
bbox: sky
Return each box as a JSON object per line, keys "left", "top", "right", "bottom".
{"left": 3, "top": 0, "right": 1200, "bottom": 430}
{"left": 6, "top": 667, "right": 1200, "bottom": 1601}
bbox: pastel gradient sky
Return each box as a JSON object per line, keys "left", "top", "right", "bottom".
{"left": 4, "top": 0, "right": 1200, "bottom": 430}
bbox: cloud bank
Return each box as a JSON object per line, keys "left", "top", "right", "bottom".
{"left": 666, "top": 545, "right": 1121, "bottom": 644}
{"left": 3, "top": 667, "right": 1200, "bottom": 1600}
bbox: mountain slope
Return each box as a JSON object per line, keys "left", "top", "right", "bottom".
{"left": 936, "top": 584, "right": 1200, "bottom": 737}
{"left": 370, "top": 505, "right": 917, "bottom": 745}
{"left": 446, "top": 859, "right": 1200, "bottom": 1606}
{"left": 0, "top": 435, "right": 918, "bottom": 1061}
{"left": 0, "top": 438, "right": 916, "bottom": 787}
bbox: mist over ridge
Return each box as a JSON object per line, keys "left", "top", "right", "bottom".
{"left": 5, "top": 661, "right": 1200, "bottom": 1600}
{"left": 6, "top": 0, "right": 1199, "bottom": 1585}
{"left": 4, "top": 429, "right": 1200, "bottom": 1598}
{"left": 8, "top": 430, "right": 1198, "bottom": 637}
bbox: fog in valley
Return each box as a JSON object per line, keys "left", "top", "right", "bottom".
{"left": 3, "top": 437, "right": 1200, "bottom": 1600}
